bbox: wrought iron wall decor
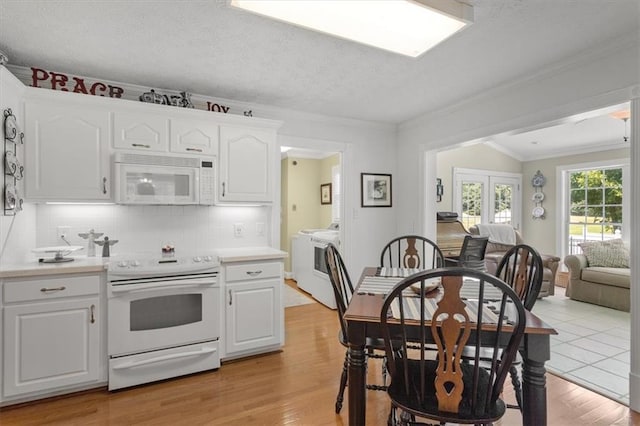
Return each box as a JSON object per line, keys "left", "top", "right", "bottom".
{"left": 436, "top": 178, "right": 444, "bottom": 202}
{"left": 3, "top": 108, "right": 24, "bottom": 215}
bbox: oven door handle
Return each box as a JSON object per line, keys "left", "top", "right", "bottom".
{"left": 110, "top": 279, "right": 215, "bottom": 294}
{"left": 112, "top": 346, "right": 217, "bottom": 370}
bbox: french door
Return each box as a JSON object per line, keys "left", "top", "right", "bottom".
{"left": 453, "top": 168, "right": 522, "bottom": 231}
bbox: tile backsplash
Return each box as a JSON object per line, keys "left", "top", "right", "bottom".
{"left": 35, "top": 204, "right": 271, "bottom": 258}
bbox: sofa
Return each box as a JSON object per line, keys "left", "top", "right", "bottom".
{"left": 469, "top": 225, "right": 560, "bottom": 298}
{"left": 564, "top": 239, "right": 630, "bottom": 311}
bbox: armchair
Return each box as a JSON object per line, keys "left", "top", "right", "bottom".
{"left": 468, "top": 225, "right": 560, "bottom": 298}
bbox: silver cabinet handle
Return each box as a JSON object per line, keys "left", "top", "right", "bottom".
{"left": 131, "top": 143, "right": 151, "bottom": 149}
{"left": 246, "top": 270, "right": 263, "bottom": 277}
{"left": 222, "top": 182, "right": 226, "bottom": 197}
{"left": 102, "top": 177, "right": 107, "bottom": 194}
{"left": 186, "top": 147, "right": 203, "bottom": 152}
{"left": 90, "top": 304, "right": 96, "bottom": 324}
{"left": 40, "top": 286, "right": 66, "bottom": 293}
{"left": 229, "top": 289, "right": 232, "bottom": 305}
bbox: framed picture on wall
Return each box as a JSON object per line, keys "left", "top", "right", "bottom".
{"left": 320, "top": 183, "right": 332, "bottom": 205}
{"left": 361, "top": 173, "right": 392, "bottom": 207}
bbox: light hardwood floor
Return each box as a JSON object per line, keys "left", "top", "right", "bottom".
{"left": 1, "top": 301, "right": 638, "bottom": 425}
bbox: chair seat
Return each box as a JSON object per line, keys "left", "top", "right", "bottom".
{"left": 388, "top": 359, "right": 506, "bottom": 423}
{"left": 338, "top": 330, "right": 386, "bottom": 351}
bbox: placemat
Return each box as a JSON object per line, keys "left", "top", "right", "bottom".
{"left": 376, "top": 267, "right": 423, "bottom": 277}
{"left": 390, "top": 297, "right": 504, "bottom": 324}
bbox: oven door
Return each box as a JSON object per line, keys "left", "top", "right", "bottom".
{"left": 108, "top": 276, "right": 219, "bottom": 356}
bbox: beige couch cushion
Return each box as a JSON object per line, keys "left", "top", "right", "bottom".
{"left": 582, "top": 267, "right": 630, "bottom": 289}
{"left": 578, "top": 239, "right": 629, "bottom": 268}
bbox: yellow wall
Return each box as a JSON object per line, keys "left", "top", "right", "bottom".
{"left": 319, "top": 154, "right": 340, "bottom": 228}
{"left": 280, "top": 154, "right": 341, "bottom": 271}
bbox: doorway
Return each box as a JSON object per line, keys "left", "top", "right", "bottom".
{"left": 280, "top": 146, "right": 343, "bottom": 278}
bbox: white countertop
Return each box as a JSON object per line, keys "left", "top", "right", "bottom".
{"left": 0, "top": 256, "right": 110, "bottom": 279}
{"left": 0, "top": 247, "right": 288, "bottom": 278}
{"left": 217, "top": 247, "right": 288, "bottom": 263}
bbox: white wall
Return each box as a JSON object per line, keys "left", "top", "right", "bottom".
{"left": 34, "top": 204, "right": 270, "bottom": 259}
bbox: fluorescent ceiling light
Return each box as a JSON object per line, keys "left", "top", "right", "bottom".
{"left": 230, "top": 0, "right": 473, "bottom": 57}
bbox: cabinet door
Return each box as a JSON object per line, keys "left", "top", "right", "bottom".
{"left": 225, "top": 279, "right": 282, "bottom": 356}
{"left": 25, "top": 101, "right": 110, "bottom": 200}
{"left": 113, "top": 111, "right": 169, "bottom": 152}
{"left": 219, "top": 126, "right": 275, "bottom": 202}
{"left": 171, "top": 118, "right": 219, "bottom": 155}
{"left": 3, "top": 297, "right": 100, "bottom": 397}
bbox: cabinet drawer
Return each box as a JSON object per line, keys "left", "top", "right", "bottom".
{"left": 225, "top": 262, "right": 281, "bottom": 283}
{"left": 4, "top": 275, "right": 100, "bottom": 303}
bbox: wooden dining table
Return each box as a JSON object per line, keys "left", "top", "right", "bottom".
{"left": 343, "top": 267, "right": 558, "bottom": 426}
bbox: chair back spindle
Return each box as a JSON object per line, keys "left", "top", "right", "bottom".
{"left": 496, "top": 244, "right": 544, "bottom": 310}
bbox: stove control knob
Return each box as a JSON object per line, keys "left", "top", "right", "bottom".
{"left": 131, "top": 260, "right": 141, "bottom": 267}
{"left": 203, "top": 255, "right": 213, "bottom": 262}
{"left": 193, "top": 256, "right": 202, "bottom": 263}
{"left": 117, "top": 260, "right": 129, "bottom": 268}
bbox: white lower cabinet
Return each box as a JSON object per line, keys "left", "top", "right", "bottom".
{"left": 2, "top": 273, "right": 104, "bottom": 401}
{"left": 223, "top": 261, "right": 284, "bottom": 358}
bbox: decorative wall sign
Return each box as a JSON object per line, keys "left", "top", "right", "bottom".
{"left": 8, "top": 65, "right": 239, "bottom": 116}
{"left": 139, "top": 89, "right": 194, "bottom": 108}
{"left": 320, "top": 183, "right": 332, "bottom": 205}
{"left": 361, "top": 173, "right": 392, "bottom": 207}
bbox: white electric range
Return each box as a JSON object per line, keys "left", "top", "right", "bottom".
{"left": 107, "top": 253, "right": 221, "bottom": 390}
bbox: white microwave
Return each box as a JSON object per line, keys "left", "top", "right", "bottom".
{"left": 114, "top": 152, "right": 215, "bottom": 205}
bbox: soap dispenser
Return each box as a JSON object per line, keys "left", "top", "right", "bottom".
{"left": 78, "top": 229, "right": 104, "bottom": 257}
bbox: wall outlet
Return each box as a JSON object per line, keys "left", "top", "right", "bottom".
{"left": 57, "top": 226, "right": 71, "bottom": 242}
{"left": 256, "top": 222, "right": 265, "bottom": 236}
{"left": 233, "top": 223, "right": 245, "bottom": 238}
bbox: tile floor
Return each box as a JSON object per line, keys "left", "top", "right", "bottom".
{"left": 533, "top": 286, "right": 630, "bottom": 405}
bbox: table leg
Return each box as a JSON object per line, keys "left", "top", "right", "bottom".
{"left": 348, "top": 322, "right": 367, "bottom": 426}
{"left": 521, "top": 333, "right": 550, "bottom": 426}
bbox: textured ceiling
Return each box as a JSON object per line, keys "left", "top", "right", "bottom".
{"left": 0, "top": 0, "right": 638, "bottom": 157}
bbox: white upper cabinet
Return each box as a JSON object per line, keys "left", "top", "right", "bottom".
{"left": 113, "top": 111, "right": 169, "bottom": 152}
{"left": 25, "top": 96, "right": 111, "bottom": 201}
{"left": 219, "top": 125, "right": 276, "bottom": 203}
{"left": 170, "top": 117, "right": 219, "bottom": 155}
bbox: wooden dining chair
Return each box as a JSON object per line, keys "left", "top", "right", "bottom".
{"left": 324, "top": 243, "right": 387, "bottom": 414}
{"left": 495, "top": 243, "right": 544, "bottom": 411}
{"left": 445, "top": 235, "right": 489, "bottom": 271}
{"left": 380, "top": 235, "right": 445, "bottom": 269}
{"left": 380, "top": 267, "right": 526, "bottom": 425}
